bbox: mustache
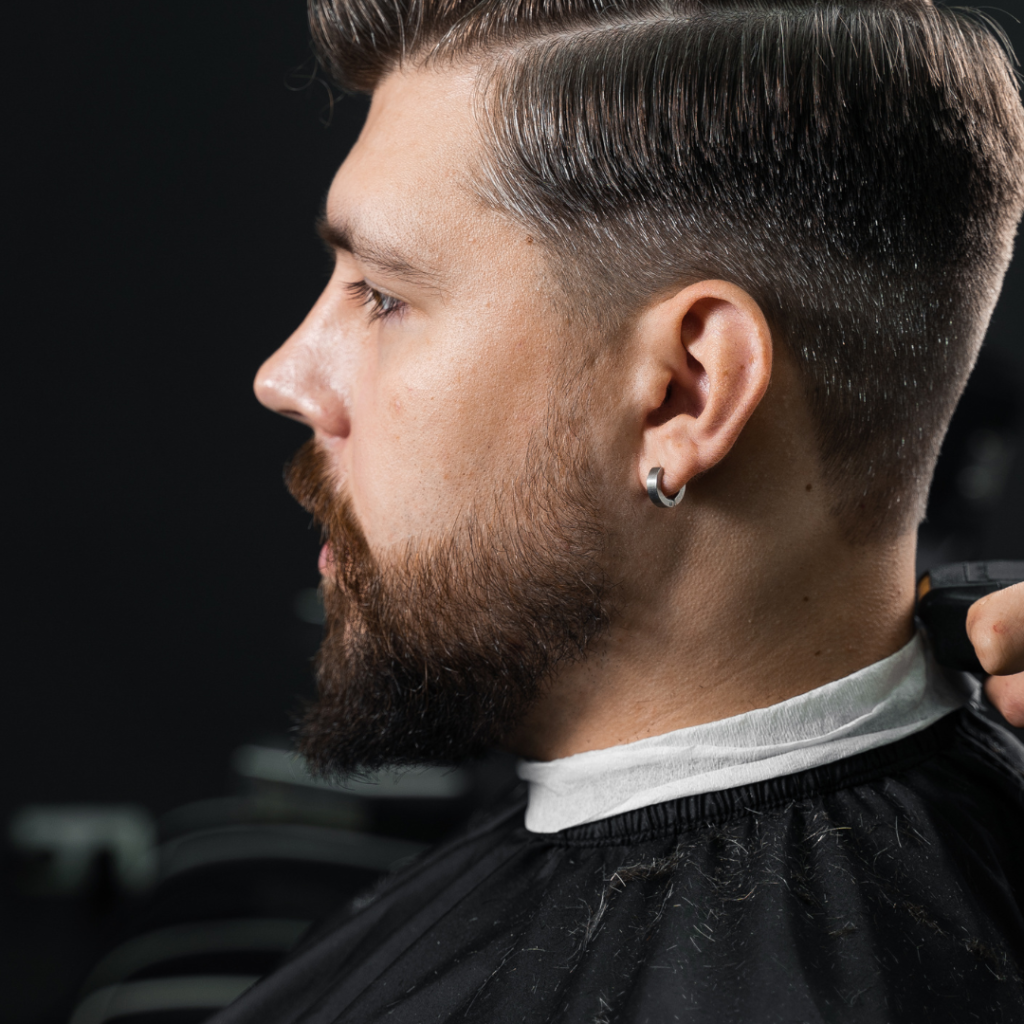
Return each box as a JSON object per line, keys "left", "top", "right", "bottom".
{"left": 285, "top": 439, "right": 373, "bottom": 583}
{"left": 284, "top": 438, "right": 342, "bottom": 528}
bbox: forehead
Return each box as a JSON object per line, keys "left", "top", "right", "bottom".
{"left": 325, "top": 67, "right": 486, "bottom": 260}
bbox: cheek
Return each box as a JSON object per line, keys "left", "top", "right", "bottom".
{"left": 349, "top": 325, "right": 549, "bottom": 546}
{"left": 345, "top": 344, "right": 475, "bottom": 544}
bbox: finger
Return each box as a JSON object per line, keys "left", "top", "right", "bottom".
{"left": 984, "top": 671, "right": 1024, "bottom": 728}
{"left": 966, "top": 581, "right": 1024, "bottom": 676}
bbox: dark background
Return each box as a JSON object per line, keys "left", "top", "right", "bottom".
{"left": 6, "top": 1, "right": 368, "bottom": 823}
{"left": 3, "top": 1, "right": 1024, "bottom": 1020}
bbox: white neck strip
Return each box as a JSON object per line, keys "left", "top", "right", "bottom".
{"left": 519, "top": 633, "right": 971, "bottom": 834}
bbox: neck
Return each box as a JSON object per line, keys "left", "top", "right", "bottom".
{"left": 510, "top": 523, "right": 917, "bottom": 762}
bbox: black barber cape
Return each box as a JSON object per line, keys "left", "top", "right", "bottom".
{"left": 212, "top": 708, "right": 1024, "bottom": 1023}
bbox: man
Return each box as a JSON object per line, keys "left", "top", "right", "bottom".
{"left": 218, "top": 0, "right": 1024, "bottom": 1020}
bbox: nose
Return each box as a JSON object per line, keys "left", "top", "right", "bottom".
{"left": 253, "top": 288, "right": 352, "bottom": 439}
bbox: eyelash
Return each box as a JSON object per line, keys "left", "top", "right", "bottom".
{"left": 345, "top": 280, "right": 406, "bottom": 323}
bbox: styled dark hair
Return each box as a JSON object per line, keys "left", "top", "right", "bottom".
{"left": 309, "top": 0, "right": 1024, "bottom": 540}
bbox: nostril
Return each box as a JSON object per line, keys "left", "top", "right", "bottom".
{"left": 254, "top": 319, "right": 353, "bottom": 437}
{"left": 253, "top": 360, "right": 306, "bottom": 420}
{"left": 254, "top": 370, "right": 351, "bottom": 438}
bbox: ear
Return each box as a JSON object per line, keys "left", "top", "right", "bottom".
{"left": 635, "top": 280, "right": 773, "bottom": 498}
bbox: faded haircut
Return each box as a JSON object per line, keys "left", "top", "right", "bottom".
{"left": 309, "top": 0, "right": 1024, "bottom": 541}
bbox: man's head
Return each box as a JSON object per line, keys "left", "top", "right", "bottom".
{"left": 261, "top": 67, "right": 633, "bottom": 771}
{"left": 256, "top": 0, "right": 1024, "bottom": 772}
{"left": 309, "top": 0, "right": 1024, "bottom": 537}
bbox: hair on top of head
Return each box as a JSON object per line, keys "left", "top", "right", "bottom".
{"left": 309, "top": 0, "right": 1024, "bottom": 542}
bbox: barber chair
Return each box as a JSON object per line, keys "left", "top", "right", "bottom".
{"left": 51, "top": 746, "right": 514, "bottom": 1024}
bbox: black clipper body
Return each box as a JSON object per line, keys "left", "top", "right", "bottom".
{"left": 917, "top": 561, "right": 1024, "bottom": 673}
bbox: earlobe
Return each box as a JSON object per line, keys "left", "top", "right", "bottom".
{"left": 636, "top": 280, "right": 773, "bottom": 499}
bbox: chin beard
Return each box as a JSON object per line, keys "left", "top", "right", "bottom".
{"left": 284, "top": 420, "right": 612, "bottom": 778}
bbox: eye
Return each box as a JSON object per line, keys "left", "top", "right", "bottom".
{"left": 345, "top": 280, "right": 406, "bottom": 323}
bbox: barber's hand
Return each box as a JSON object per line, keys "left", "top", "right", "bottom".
{"left": 967, "top": 581, "right": 1024, "bottom": 726}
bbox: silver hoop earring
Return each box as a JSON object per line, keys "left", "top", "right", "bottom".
{"left": 646, "top": 467, "right": 685, "bottom": 508}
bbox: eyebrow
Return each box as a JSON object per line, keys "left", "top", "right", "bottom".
{"left": 316, "top": 214, "right": 439, "bottom": 287}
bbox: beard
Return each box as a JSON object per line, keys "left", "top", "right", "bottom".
{"left": 285, "top": 405, "right": 613, "bottom": 777}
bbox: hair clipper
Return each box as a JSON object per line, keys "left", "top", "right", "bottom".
{"left": 916, "top": 561, "right": 1024, "bottom": 673}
